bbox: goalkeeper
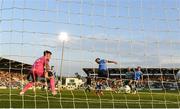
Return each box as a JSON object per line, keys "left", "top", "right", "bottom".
{"left": 20, "top": 50, "right": 57, "bottom": 95}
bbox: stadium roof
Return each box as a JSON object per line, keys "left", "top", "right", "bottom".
{"left": 0, "top": 57, "right": 32, "bottom": 74}
{"left": 83, "top": 68, "right": 180, "bottom": 78}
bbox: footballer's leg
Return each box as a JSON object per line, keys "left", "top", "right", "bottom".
{"left": 132, "top": 80, "right": 137, "bottom": 94}
{"left": 85, "top": 85, "right": 91, "bottom": 92}
{"left": 50, "top": 77, "right": 57, "bottom": 95}
{"left": 45, "top": 71, "right": 57, "bottom": 95}
{"left": 20, "top": 82, "right": 34, "bottom": 95}
{"left": 20, "top": 73, "right": 36, "bottom": 95}
{"left": 95, "top": 86, "right": 99, "bottom": 96}
{"left": 40, "top": 78, "right": 46, "bottom": 91}
{"left": 128, "top": 80, "right": 133, "bottom": 91}
{"left": 100, "top": 88, "right": 104, "bottom": 96}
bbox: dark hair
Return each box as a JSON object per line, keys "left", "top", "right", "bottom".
{"left": 95, "top": 58, "right": 100, "bottom": 61}
{"left": 137, "top": 66, "right": 141, "bottom": 70}
{"left": 137, "top": 66, "right": 141, "bottom": 69}
{"left": 44, "top": 50, "right": 52, "bottom": 56}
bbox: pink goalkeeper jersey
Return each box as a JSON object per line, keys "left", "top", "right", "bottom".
{"left": 31, "top": 56, "right": 49, "bottom": 77}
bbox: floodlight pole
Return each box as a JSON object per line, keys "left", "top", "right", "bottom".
{"left": 60, "top": 41, "right": 65, "bottom": 85}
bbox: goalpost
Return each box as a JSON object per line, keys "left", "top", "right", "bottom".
{"left": 0, "top": 0, "right": 180, "bottom": 108}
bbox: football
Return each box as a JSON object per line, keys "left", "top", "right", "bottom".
{"left": 124, "top": 85, "right": 131, "bottom": 94}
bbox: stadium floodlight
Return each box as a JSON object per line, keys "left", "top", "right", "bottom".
{"left": 58, "top": 32, "right": 69, "bottom": 42}
{"left": 58, "top": 32, "right": 69, "bottom": 87}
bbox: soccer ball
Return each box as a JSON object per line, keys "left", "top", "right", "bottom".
{"left": 124, "top": 85, "right": 131, "bottom": 94}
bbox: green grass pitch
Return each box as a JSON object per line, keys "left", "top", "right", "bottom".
{"left": 0, "top": 89, "right": 179, "bottom": 108}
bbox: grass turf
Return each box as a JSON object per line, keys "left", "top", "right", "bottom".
{"left": 0, "top": 89, "right": 179, "bottom": 108}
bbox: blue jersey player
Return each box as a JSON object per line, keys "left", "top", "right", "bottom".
{"left": 95, "top": 58, "right": 117, "bottom": 96}
{"left": 95, "top": 58, "right": 117, "bottom": 78}
{"left": 133, "top": 66, "right": 143, "bottom": 94}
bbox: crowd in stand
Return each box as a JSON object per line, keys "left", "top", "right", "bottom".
{"left": 0, "top": 71, "right": 26, "bottom": 88}
{"left": 0, "top": 70, "right": 178, "bottom": 90}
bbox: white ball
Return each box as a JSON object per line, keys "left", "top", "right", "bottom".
{"left": 124, "top": 85, "right": 131, "bottom": 94}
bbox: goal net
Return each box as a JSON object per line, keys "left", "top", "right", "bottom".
{"left": 0, "top": 0, "right": 180, "bottom": 108}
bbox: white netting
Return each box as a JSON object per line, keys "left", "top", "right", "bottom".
{"left": 0, "top": 0, "right": 180, "bottom": 108}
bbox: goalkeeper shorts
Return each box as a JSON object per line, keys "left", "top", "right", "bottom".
{"left": 27, "top": 72, "right": 46, "bottom": 82}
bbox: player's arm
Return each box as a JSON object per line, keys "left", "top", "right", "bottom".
{"left": 44, "top": 71, "right": 49, "bottom": 79}
{"left": 44, "top": 62, "right": 52, "bottom": 79}
{"left": 106, "top": 60, "right": 118, "bottom": 64}
{"left": 45, "top": 63, "right": 50, "bottom": 71}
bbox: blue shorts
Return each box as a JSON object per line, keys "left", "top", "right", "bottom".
{"left": 98, "top": 70, "right": 108, "bottom": 78}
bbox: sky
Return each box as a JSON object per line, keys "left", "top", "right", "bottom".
{"left": 0, "top": 0, "right": 180, "bottom": 76}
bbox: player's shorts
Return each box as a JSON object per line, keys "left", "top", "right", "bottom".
{"left": 98, "top": 70, "right": 108, "bottom": 78}
{"left": 27, "top": 72, "right": 42, "bottom": 82}
{"left": 96, "top": 85, "right": 102, "bottom": 90}
{"left": 125, "top": 79, "right": 133, "bottom": 85}
{"left": 48, "top": 71, "right": 53, "bottom": 77}
{"left": 27, "top": 71, "right": 53, "bottom": 82}
{"left": 134, "top": 75, "right": 142, "bottom": 81}
{"left": 124, "top": 80, "right": 130, "bottom": 85}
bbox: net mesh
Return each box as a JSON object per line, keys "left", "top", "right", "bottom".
{"left": 0, "top": 0, "right": 180, "bottom": 108}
